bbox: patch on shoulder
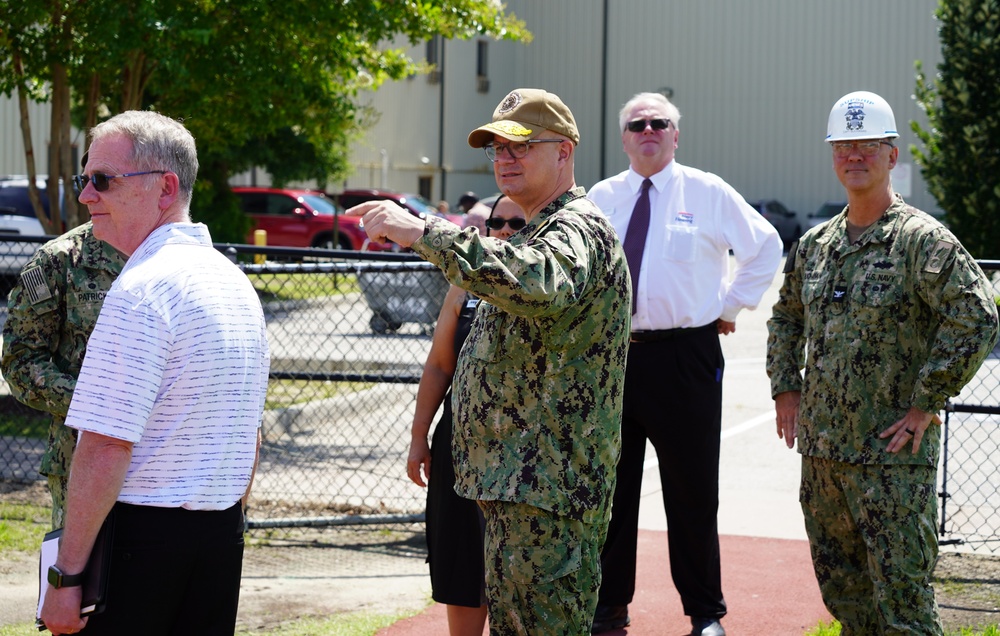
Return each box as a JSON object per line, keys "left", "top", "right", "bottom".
{"left": 924, "top": 239, "right": 955, "bottom": 274}
{"left": 20, "top": 266, "right": 52, "bottom": 304}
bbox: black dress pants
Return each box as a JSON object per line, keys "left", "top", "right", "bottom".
{"left": 82, "top": 501, "right": 245, "bottom": 635}
{"left": 598, "top": 324, "right": 727, "bottom": 619}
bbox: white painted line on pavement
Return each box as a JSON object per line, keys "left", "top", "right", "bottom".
{"left": 642, "top": 410, "right": 776, "bottom": 471}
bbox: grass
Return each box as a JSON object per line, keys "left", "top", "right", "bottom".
{"left": 265, "top": 380, "right": 374, "bottom": 410}
{"left": 805, "top": 620, "right": 1000, "bottom": 636}
{"left": 0, "top": 501, "right": 48, "bottom": 553}
{"left": 252, "top": 272, "right": 360, "bottom": 302}
{"left": 234, "top": 611, "right": 420, "bottom": 636}
{"left": 1, "top": 610, "right": 422, "bottom": 636}
{"left": 0, "top": 397, "right": 48, "bottom": 439}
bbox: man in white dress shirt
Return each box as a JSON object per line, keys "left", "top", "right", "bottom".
{"left": 587, "top": 92, "right": 781, "bottom": 636}
{"left": 39, "top": 110, "right": 270, "bottom": 636}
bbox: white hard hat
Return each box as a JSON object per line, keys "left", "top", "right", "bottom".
{"left": 825, "top": 91, "right": 899, "bottom": 142}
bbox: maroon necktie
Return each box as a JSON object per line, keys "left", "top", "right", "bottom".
{"left": 622, "top": 178, "right": 652, "bottom": 314}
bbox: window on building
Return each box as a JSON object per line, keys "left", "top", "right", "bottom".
{"left": 476, "top": 40, "right": 489, "bottom": 93}
{"left": 426, "top": 37, "right": 441, "bottom": 84}
{"left": 418, "top": 176, "right": 432, "bottom": 201}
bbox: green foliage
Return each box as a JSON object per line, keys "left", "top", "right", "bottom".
{"left": 912, "top": 0, "right": 1000, "bottom": 259}
{"left": 0, "top": 0, "right": 531, "bottom": 240}
{"left": 0, "top": 501, "right": 49, "bottom": 553}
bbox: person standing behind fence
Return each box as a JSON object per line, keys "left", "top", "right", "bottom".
{"left": 349, "top": 88, "right": 631, "bottom": 635}
{"left": 39, "top": 110, "right": 270, "bottom": 636}
{"left": 407, "top": 195, "right": 526, "bottom": 636}
{"left": 767, "top": 90, "right": 998, "bottom": 635}
{"left": 2, "top": 219, "right": 124, "bottom": 530}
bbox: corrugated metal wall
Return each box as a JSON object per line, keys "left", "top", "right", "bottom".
{"left": 596, "top": 0, "right": 941, "bottom": 216}
{"left": 4, "top": 1, "right": 943, "bottom": 219}
{"left": 0, "top": 96, "right": 85, "bottom": 177}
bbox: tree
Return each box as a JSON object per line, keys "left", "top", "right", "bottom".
{"left": 0, "top": 1, "right": 531, "bottom": 241}
{"left": 912, "top": 0, "right": 1000, "bottom": 259}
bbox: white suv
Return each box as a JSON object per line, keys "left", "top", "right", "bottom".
{"left": 0, "top": 176, "right": 58, "bottom": 294}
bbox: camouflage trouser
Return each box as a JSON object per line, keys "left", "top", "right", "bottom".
{"left": 479, "top": 500, "right": 605, "bottom": 636}
{"left": 800, "top": 455, "right": 942, "bottom": 636}
{"left": 48, "top": 474, "right": 68, "bottom": 530}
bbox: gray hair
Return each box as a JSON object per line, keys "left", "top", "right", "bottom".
{"left": 618, "top": 92, "right": 682, "bottom": 133}
{"left": 90, "top": 111, "right": 198, "bottom": 204}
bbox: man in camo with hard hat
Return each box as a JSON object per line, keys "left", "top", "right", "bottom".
{"left": 2, "top": 218, "right": 124, "bottom": 529}
{"left": 348, "top": 88, "right": 631, "bottom": 635}
{"left": 767, "top": 90, "right": 998, "bottom": 634}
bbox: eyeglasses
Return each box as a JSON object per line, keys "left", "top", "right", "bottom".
{"left": 830, "top": 140, "right": 894, "bottom": 158}
{"left": 485, "top": 217, "right": 527, "bottom": 231}
{"left": 625, "top": 118, "right": 671, "bottom": 133}
{"left": 484, "top": 139, "right": 563, "bottom": 162}
{"left": 73, "top": 170, "right": 167, "bottom": 193}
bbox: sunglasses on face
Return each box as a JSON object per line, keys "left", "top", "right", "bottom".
{"left": 485, "top": 217, "right": 527, "bottom": 231}
{"left": 72, "top": 170, "right": 167, "bottom": 193}
{"left": 625, "top": 118, "right": 671, "bottom": 133}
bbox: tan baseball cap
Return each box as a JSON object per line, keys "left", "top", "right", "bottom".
{"left": 468, "top": 88, "right": 580, "bottom": 148}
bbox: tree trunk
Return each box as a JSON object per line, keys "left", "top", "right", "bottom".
{"left": 12, "top": 51, "right": 47, "bottom": 231}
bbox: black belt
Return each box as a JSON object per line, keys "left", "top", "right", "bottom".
{"left": 629, "top": 322, "right": 716, "bottom": 343}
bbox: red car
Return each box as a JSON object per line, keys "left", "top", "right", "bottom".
{"left": 233, "top": 187, "right": 389, "bottom": 251}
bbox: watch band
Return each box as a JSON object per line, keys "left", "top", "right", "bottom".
{"left": 47, "top": 565, "right": 84, "bottom": 588}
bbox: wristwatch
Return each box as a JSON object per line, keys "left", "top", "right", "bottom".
{"left": 47, "top": 565, "right": 84, "bottom": 588}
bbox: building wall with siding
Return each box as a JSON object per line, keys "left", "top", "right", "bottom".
{"left": 4, "top": 1, "right": 943, "bottom": 222}
{"left": 0, "top": 96, "right": 85, "bottom": 178}
{"left": 348, "top": 0, "right": 942, "bottom": 219}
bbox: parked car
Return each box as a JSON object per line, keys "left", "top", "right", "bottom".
{"left": 806, "top": 201, "right": 846, "bottom": 232}
{"left": 746, "top": 199, "right": 801, "bottom": 247}
{"left": 334, "top": 189, "right": 465, "bottom": 226}
{"left": 0, "top": 176, "right": 62, "bottom": 291}
{"left": 232, "top": 186, "right": 388, "bottom": 251}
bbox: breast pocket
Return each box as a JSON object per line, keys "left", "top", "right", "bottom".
{"left": 660, "top": 224, "right": 698, "bottom": 262}
{"left": 850, "top": 279, "right": 902, "bottom": 343}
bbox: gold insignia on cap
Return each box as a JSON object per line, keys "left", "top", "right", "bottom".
{"left": 489, "top": 120, "right": 534, "bottom": 137}
{"left": 498, "top": 91, "right": 522, "bottom": 114}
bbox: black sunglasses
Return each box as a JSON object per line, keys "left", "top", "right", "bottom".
{"left": 625, "top": 118, "right": 671, "bottom": 133}
{"left": 485, "top": 217, "right": 526, "bottom": 231}
{"left": 73, "top": 170, "right": 167, "bottom": 193}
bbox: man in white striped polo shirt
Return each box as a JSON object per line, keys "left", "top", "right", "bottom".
{"left": 39, "top": 111, "right": 270, "bottom": 636}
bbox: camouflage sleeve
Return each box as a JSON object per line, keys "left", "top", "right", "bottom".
{"left": 1, "top": 254, "right": 75, "bottom": 417}
{"left": 412, "top": 213, "right": 602, "bottom": 320}
{"left": 909, "top": 231, "right": 999, "bottom": 412}
{"left": 765, "top": 242, "right": 807, "bottom": 397}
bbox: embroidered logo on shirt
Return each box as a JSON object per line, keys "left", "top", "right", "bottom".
{"left": 675, "top": 212, "right": 694, "bottom": 224}
{"left": 924, "top": 240, "right": 955, "bottom": 274}
{"left": 21, "top": 266, "right": 52, "bottom": 304}
{"left": 832, "top": 286, "right": 847, "bottom": 303}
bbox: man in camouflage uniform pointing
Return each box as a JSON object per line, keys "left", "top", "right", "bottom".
{"left": 767, "top": 91, "right": 998, "bottom": 635}
{"left": 2, "top": 220, "right": 124, "bottom": 528}
{"left": 349, "top": 88, "right": 631, "bottom": 635}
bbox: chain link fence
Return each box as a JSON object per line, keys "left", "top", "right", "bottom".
{"left": 938, "top": 260, "right": 1000, "bottom": 553}
{"left": 1, "top": 241, "right": 999, "bottom": 562}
